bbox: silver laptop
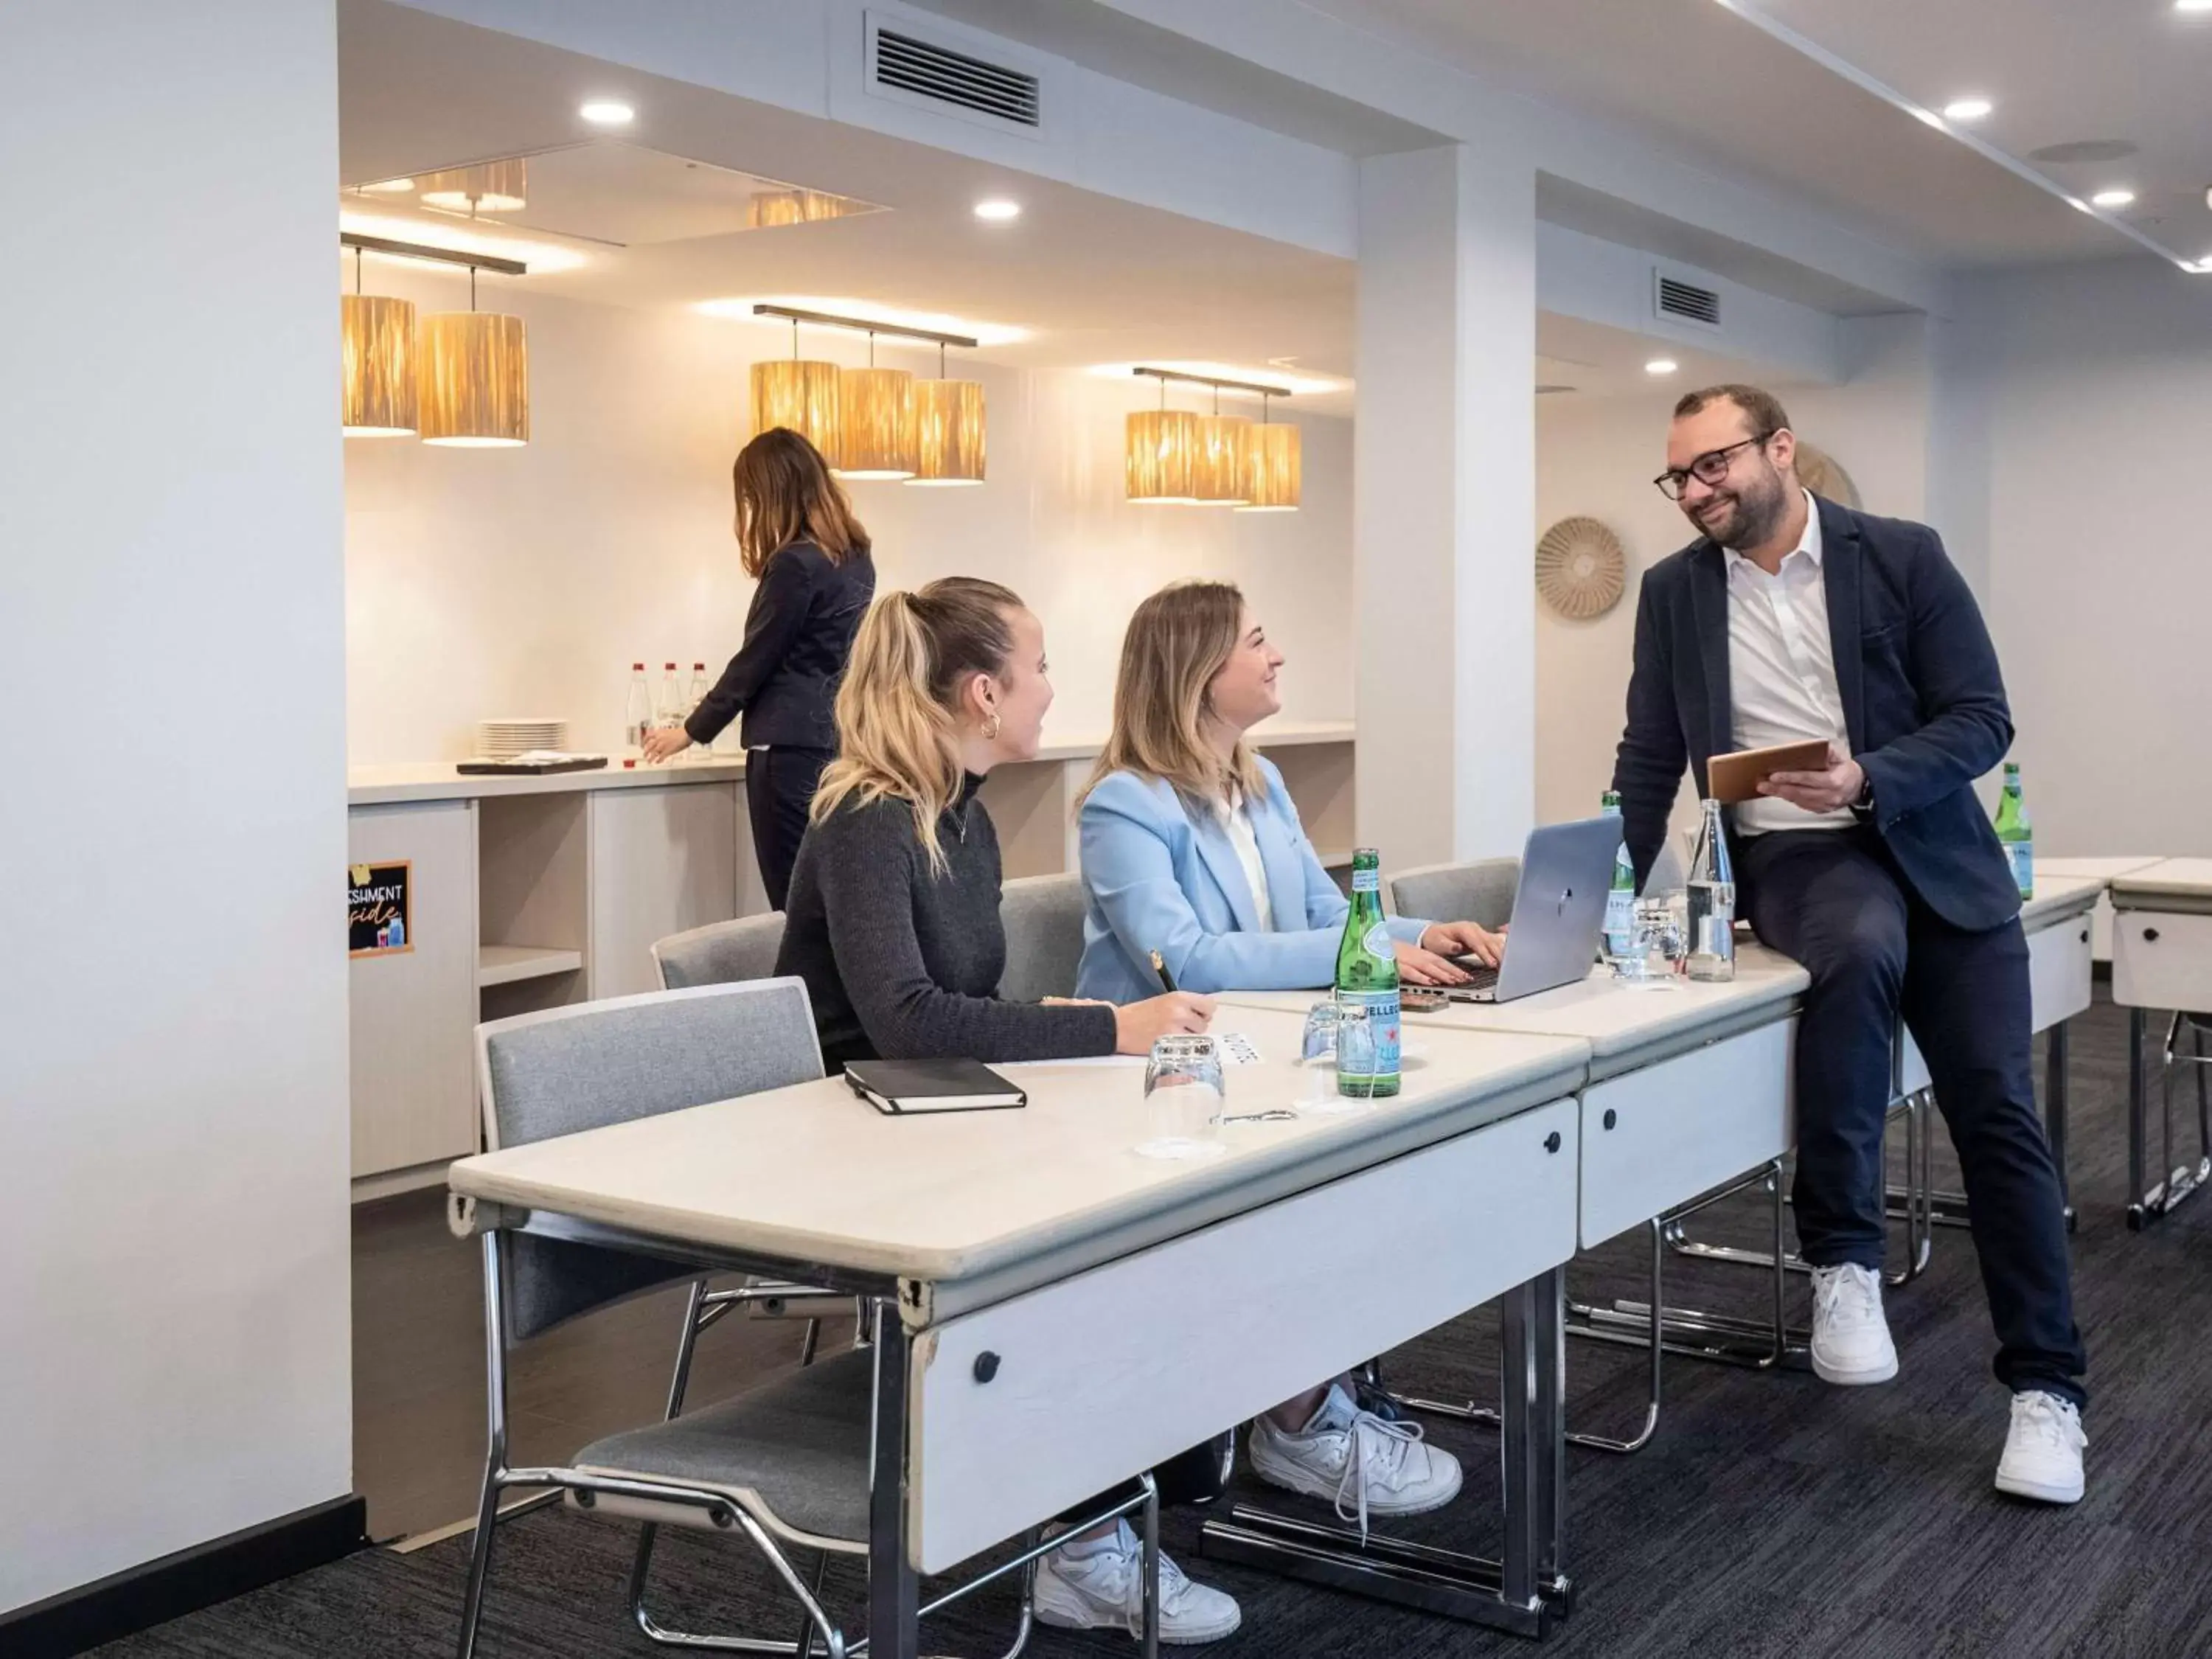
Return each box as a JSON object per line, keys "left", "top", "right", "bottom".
{"left": 1440, "top": 815, "right": 1622, "bottom": 1004}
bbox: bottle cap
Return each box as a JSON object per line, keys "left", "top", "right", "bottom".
{"left": 632, "top": 662, "right": 644, "bottom": 670}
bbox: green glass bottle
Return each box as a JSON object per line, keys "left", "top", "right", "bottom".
{"left": 1335, "top": 848, "right": 1401, "bottom": 1099}
{"left": 1994, "top": 762, "right": 2033, "bottom": 900}
{"left": 1601, "top": 790, "right": 1636, "bottom": 961}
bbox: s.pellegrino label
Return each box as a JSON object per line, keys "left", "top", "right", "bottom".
{"left": 1601, "top": 790, "right": 1636, "bottom": 959}
{"left": 1994, "top": 762, "right": 2033, "bottom": 900}
{"left": 1335, "top": 848, "right": 1401, "bottom": 1098}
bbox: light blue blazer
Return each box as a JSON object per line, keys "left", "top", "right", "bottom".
{"left": 1075, "top": 759, "right": 1432, "bottom": 1004}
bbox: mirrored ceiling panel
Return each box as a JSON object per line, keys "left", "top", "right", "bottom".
{"left": 345, "top": 141, "right": 885, "bottom": 248}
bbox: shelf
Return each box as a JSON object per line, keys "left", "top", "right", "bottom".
{"left": 477, "top": 944, "right": 585, "bottom": 988}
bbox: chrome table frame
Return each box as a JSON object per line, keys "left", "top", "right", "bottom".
{"left": 1195, "top": 1267, "right": 1570, "bottom": 1638}
{"left": 2126, "top": 1009, "right": 2212, "bottom": 1231}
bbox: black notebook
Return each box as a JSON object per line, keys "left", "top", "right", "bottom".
{"left": 844, "top": 1059, "right": 1028, "bottom": 1116}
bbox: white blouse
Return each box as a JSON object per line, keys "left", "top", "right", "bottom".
{"left": 1219, "top": 789, "right": 1276, "bottom": 932}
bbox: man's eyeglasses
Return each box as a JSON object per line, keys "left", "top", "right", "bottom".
{"left": 1653, "top": 433, "right": 1773, "bottom": 501}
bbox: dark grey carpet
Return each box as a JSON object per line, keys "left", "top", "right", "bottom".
{"left": 97, "top": 988, "right": 2212, "bottom": 1658}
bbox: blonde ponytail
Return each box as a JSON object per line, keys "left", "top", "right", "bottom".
{"left": 812, "top": 577, "right": 1021, "bottom": 873}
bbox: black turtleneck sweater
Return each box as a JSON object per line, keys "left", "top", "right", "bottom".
{"left": 776, "top": 775, "right": 1120, "bottom": 1071}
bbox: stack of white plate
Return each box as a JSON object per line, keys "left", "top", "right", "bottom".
{"left": 477, "top": 718, "right": 568, "bottom": 758}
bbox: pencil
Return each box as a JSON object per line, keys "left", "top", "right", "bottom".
{"left": 1148, "top": 950, "right": 1178, "bottom": 995}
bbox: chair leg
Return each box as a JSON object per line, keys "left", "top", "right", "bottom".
{"left": 455, "top": 1458, "right": 504, "bottom": 1659}
{"left": 1138, "top": 1472, "right": 1161, "bottom": 1659}
{"left": 799, "top": 1317, "right": 821, "bottom": 1368}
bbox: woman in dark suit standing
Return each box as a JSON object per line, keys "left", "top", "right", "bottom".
{"left": 643, "top": 428, "right": 876, "bottom": 908}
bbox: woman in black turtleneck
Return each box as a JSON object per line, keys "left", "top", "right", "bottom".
{"left": 774, "top": 576, "right": 1209, "bottom": 1069}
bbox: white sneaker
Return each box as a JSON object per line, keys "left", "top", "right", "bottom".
{"left": 1246, "top": 1381, "right": 1463, "bottom": 1535}
{"left": 1034, "top": 1520, "right": 1242, "bottom": 1646}
{"left": 1995, "top": 1391, "right": 2086, "bottom": 1505}
{"left": 1807, "top": 1263, "right": 1899, "bottom": 1385}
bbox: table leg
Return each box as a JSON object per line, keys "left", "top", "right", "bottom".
{"left": 1532, "top": 1267, "right": 1571, "bottom": 1615}
{"left": 867, "top": 1300, "right": 918, "bottom": 1659}
{"left": 2046, "top": 1020, "right": 2074, "bottom": 1232}
{"left": 2129, "top": 1008, "right": 2148, "bottom": 1231}
{"left": 1498, "top": 1276, "right": 1537, "bottom": 1613}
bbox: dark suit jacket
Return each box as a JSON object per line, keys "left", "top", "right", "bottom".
{"left": 1611, "top": 496, "right": 2020, "bottom": 933}
{"left": 685, "top": 540, "right": 875, "bottom": 751}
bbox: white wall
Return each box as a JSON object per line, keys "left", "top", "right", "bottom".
{"left": 345, "top": 271, "right": 1352, "bottom": 763}
{"left": 0, "top": 0, "right": 352, "bottom": 1613}
{"left": 1531, "top": 319, "right": 1933, "bottom": 830}
{"left": 1965, "top": 258, "right": 2212, "bottom": 858}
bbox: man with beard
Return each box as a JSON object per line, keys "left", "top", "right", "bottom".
{"left": 1610, "top": 385, "right": 2087, "bottom": 1503}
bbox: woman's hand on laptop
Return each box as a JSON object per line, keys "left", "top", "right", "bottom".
{"left": 1418, "top": 922, "right": 1506, "bottom": 970}
{"left": 1395, "top": 941, "right": 1474, "bottom": 986}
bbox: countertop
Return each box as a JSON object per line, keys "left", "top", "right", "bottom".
{"left": 349, "top": 719, "right": 1357, "bottom": 806}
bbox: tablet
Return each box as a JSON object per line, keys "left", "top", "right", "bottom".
{"left": 1707, "top": 739, "right": 1835, "bottom": 804}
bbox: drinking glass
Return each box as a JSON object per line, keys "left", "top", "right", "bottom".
{"left": 1136, "top": 1034, "right": 1226, "bottom": 1160}
{"left": 1307, "top": 999, "right": 1382, "bottom": 1115}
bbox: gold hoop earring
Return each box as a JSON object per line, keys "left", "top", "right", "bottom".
{"left": 982, "top": 712, "right": 1002, "bottom": 740}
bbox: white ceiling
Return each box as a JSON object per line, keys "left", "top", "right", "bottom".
{"left": 338, "top": 1, "right": 1362, "bottom": 403}
{"left": 1301, "top": 0, "right": 2202, "bottom": 271}
{"left": 1756, "top": 0, "right": 2212, "bottom": 270}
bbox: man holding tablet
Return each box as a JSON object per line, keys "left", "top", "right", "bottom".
{"left": 1611, "top": 385, "right": 2087, "bottom": 1503}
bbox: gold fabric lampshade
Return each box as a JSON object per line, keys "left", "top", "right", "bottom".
{"left": 341, "top": 294, "right": 417, "bottom": 437}
{"left": 749, "top": 358, "right": 842, "bottom": 456}
{"left": 1126, "top": 409, "right": 1204, "bottom": 503}
{"left": 418, "top": 311, "right": 529, "bottom": 447}
{"left": 836, "top": 366, "right": 917, "bottom": 480}
{"left": 419, "top": 159, "right": 526, "bottom": 215}
{"left": 1237, "top": 420, "right": 1301, "bottom": 512}
{"left": 908, "top": 378, "right": 986, "bottom": 485}
{"left": 1197, "top": 414, "right": 1252, "bottom": 504}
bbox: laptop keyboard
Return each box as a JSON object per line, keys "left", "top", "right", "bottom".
{"left": 1450, "top": 959, "right": 1502, "bottom": 995}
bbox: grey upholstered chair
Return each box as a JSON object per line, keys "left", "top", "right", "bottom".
{"left": 460, "top": 981, "right": 1158, "bottom": 1659}
{"left": 651, "top": 911, "right": 786, "bottom": 989}
{"left": 1388, "top": 858, "right": 1521, "bottom": 931}
{"left": 998, "top": 872, "right": 1087, "bottom": 1002}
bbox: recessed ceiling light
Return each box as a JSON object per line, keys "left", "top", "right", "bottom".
{"left": 973, "top": 198, "right": 1021, "bottom": 222}
{"left": 579, "top": 100, "right": 634, "bottom": 126}
{"left": 1941, "top": 97, "right": 1994, "bottom": 122}
{"left": 2177, "top": 1, "right": 2212, "bottom": 13}
{"left": 1645, "top": 358, "right": 1679, "bottom": 376}
{"left": 2090, "top": 188, "right": 2137, "bottom": 209}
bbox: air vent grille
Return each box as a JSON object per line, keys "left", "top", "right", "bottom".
{"left": 1655, "top": 273, "right": 1722, "bottom": 329}
{"left": 1535, "top": 383, "right": 1576, "bottom": 396}
{"left": 873, "top": 27, "right": 1040, "bottom": 128}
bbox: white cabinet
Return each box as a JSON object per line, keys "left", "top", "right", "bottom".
{"left": 348, "top": 800, "right": 479, "bottom": 1180}
{"left": 589, "top": 783, "right": 740, "bottom": 1001}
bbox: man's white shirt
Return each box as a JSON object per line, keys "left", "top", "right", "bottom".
{"left": 1724, "top": 490, "right": 1854, "bottom": 833}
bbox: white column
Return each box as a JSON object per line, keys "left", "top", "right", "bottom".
{"left": 1354, "top": 144, "right": 1537, "bottom": 870}
{"left": 0, "top": 0, "right": 350, "bottom": 1613}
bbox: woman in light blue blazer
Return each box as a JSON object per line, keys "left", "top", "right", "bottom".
{"left": 1076, "top": 585, "right": 1503, "bottom": 1004}
{"left": 1072, "top": 580, "right": 1503, "bottom": 1532}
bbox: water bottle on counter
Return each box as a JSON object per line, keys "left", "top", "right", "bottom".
{"left": 623, "top": 663, "right": 652, "bottom": 757}
{"left": 686, "top": 663, "right": 710, "bottom": 758}
{"left": 1685, "top": 797, "right": 1736, "bottom": 982}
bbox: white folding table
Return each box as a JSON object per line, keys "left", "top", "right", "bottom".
{"left": 448, "top": 1005, "right": 1594, "bottom": 1651}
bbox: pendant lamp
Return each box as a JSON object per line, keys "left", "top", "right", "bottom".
{"left": 1195, "top": 389, "right": 1251, "bottom": 504}
{"left": 908, "top": 344, "right": 985, "bottom": 485}
{"left": 1235, "top": 396, "right": 1301, "bottom": 512}
{"left": 419, "top": 265, "right": 528, "bottom": 447}
{"left": 748, "top": 317, "right": 842, "bottom": 457}
{"left": 835, "top": 334, "right": 917, "bottom": 480}
{"left": 341, "top": 250, "right": 416, "bottom": 437}
{"left": 419, "top": 159, "right": 526, "bottom": 216}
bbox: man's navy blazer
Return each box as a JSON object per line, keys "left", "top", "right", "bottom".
{"left": 1611, "top": 495, "right": 2022, "bottom": 933}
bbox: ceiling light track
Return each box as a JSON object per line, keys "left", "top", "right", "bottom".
{"left": 1709, "top": 0, "right": 2201, "bottom": 273}
{"left": 751, "top": 302, "right": 976, "bottom": 350}
{"left": 1131, "top": 366, "right": 1295, "bottom": 400}
{"left": 340, "top": 231, "right": 527, "bottom": 278}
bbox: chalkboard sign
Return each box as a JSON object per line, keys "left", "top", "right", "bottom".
{"left": 349, "top": 860, "right": 413, "bottom": 958}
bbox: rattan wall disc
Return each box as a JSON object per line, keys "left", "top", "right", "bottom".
{"left": 1535, "top": 515, "right": 1627, "bottom": 619}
